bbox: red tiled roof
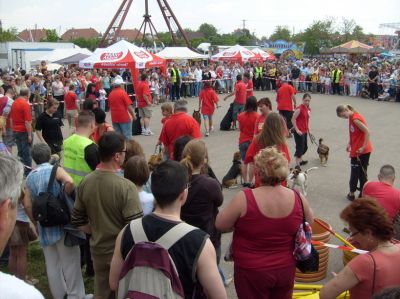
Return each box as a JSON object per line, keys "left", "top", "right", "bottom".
{"left": 18, "top": 29, "right": 48, "bottom": 42}
{"left": 115, "top": 29, "right": 143, "bottom": 41}
{"left": 61, "top": 28, "right": 99, "bottom": 40}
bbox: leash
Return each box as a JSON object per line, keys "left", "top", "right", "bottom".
{"left": 308, "top": 130, "right": 318, "bottom": 146}
{"left": 356, "top": 154, "right": 368, "bottom": 180}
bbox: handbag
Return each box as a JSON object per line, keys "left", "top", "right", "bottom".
{"left": 148, "top": 145, "right": 163, "bottom": 171}
{"left": 294, "top": 190, "right": 319, "bottom": 273}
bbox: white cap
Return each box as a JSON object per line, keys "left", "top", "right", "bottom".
{"left": 114, "top": 77, "right": 124, "bottom": 85}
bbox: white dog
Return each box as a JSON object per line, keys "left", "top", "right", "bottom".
{"left": 287, "top": 166, "right": 318, "bottom": 196}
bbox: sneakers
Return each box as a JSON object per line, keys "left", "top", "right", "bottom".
{"left": 142, "top": 129, "right": 154, "bottom": 136}
{"left": 347, "top": 193, "right": 356, "bottom": 201}
{"left": 299, "top": 160, "right": 308, "bottom": 166}
{"left": 205, "top": 131, "right": 210, "bottom": 137}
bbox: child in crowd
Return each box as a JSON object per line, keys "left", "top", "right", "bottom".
{"left": 98, "top": 82, "right": 107, "bottom": 111}
{"left": 324, "top": 74, "right": 331, "bottom": 94}
{"left": 151, "top": 76, "right": 160, "bottom": 105}
{"left": 299, "top": 72, "right": 305, "bottom": 92}
{"left": 160, "top": 102, "right": 173, "bottom": 125}
{"left": 360, "top": 86, "right": 370, "bottom": 99}
{"left": 319, "top": 74, "right": 326, "bottom": 94}
{"left": 339, "top": 75, "right": 345, "bottom": 95}
{"left": 311, "top": 72, "right": 319, "bottom": 93}
{"left": 124, "top": 156, "right": 154, "bottom": 215}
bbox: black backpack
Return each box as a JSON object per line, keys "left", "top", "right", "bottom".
{"left": 32, "top": 164, "right": 70, "bottom": 227}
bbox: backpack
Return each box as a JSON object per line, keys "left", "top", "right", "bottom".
{"left": 32, "top": 164, "right": 71, "bottom": 227}
{"left": 117, "top": 219, "right": 196, "bottom": 299}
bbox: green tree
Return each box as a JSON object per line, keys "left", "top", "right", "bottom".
{"left": 269, "top": 26, "right": 291, "bottom": 41}
{"left": 298, "top": 19, "right": 335, "bottom": 55}
{"left": 72, "top": 37, "right": 100, "bottom": 51}
{"left": 41, "top": 29, "right": 59, "bottom": 42}
{"left": 340, "top": 18, "right": 356, "bottom": 43}
{"left": 351, "top": 25, "right": 366, "bottom": 42}
{"left": 0, "top": 27, "right": 18, "bottom": 42}
{"left": 198, "top": 23, "right": 218, "bottom": 39}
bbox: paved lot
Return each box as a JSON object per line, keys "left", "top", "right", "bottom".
{"left": 56, "top": 90, "right": 399, "bottom": 297}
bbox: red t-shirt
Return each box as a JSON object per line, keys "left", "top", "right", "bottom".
{"left": 234, "top": 80, "right": 247, "bottom": 105}
{"left": 108, "top": 87, "right": 133, "bottom": 123}
{"left": 295, "top": 104, "right": 310, "bottom": 134}
{"left": 363, "top": 181, "right": 400, "bottom": 221}
{"left": 245, "top": 140, "right": 291, "bottom": 187}
{"left": 246, "top": 80, "right": 254, "bottom": 99}
{"left": 276, "top": 83, "right": 296, "bottom": 111}
{"left": 349, "top": 112, "right": 372, "bottom": 158}
{"left": 159, "top": 112, "right": 202, "bottom": 158}
{"left": 238, "top": 111, "right": 259, "bottom": 144}
{"left": 254, "top": 114, "right": 266, "bottom": 135}
{"left": 92, "top": 122, "right": 112, "bottom": 144}
{"left": 199, "top": 87, "right": 218, "bottom": 115}
{"left": 348, "top": 245, "right": 400, "bottom": 299}
{"left": 233, "top": 188, "right": 302, "bottom": 269}
{"left": 136, "top": 81, "right": 152, "bottom": 108}
{"left": 10, "top": 98, "right": 32, "bottom": 132}
{"left": 161, "top": 115, "right": 171, "bottom": 125}
{"left": 64, "top": 91, "right": 78, "bottom": 110}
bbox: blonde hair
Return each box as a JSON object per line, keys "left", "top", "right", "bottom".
{"left": 336, "top": 104, "right": 356, "bottom": 116}
{"left": 161, "top": 102, "right": 173, "bottom": 115}
{"left": 181, "top": 139, "right": 207, "bottom": 180}
{"left": 254, "top": 146, "right": 289, "bottom": 186}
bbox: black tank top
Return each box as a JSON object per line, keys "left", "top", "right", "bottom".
{"left": 121, "top": 214, "right": 208, "bottom": 299}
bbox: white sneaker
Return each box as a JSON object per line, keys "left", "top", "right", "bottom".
{"left": 141, "top": 128, "right": 146, "bottom": 135}
{"left": 211, "top": 126, "right": 214, "bottom": 132}
{"left": 144, "top": 129, "right": 154, "bottom": 136}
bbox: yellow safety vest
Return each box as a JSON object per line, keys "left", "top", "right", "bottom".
{"left": 171, "top": 68, "right": 177, "bottom": 83}
{"left": 255, "top": 66, "right": 263, "bottom": 78}
{"left": 63, "top": 134, "right": 93, "bottom": 186}
{"left": 332, "top": 69, "right": 342, "bottom": 84}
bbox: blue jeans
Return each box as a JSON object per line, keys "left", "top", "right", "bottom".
{"left": 194, "top": 82, "right": 202, "bottom": 97}
{"left": 113, "top": 121, "right": 133, "bottom": 140}
{"left": 99, "top": 100, "right": 106, "bottom": 111}
{"left": 14, "top": 131, "right": 32, "bottom": 176}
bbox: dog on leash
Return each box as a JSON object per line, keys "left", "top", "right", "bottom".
{"left": 317, "top": 138, "right": 330, "bottom": 166}
{"left": 222, "top": 152, "right": 242, "bottom": 188}
{"left": 287, "top": 166, "right": 318, "bottom": 196}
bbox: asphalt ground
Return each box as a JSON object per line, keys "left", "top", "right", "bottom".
{"left": 27, "top": 89, "right": 400, "bottom": 297}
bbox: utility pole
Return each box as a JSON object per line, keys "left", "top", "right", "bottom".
{"left": 242, "top": 19, "right": 247, "bottom": 31}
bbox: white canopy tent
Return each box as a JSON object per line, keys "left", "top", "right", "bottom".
{"left": 156, "top": 47, "right": 207, "bottom": 60}
{"left": 31, "top": 48, "right": 92, "bottom": 66}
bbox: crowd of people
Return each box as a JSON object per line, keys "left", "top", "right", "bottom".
{"left": 0, "top": 55, "right": 400, "bottom": 299}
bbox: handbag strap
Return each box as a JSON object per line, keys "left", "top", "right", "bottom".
{"left": 47, "top": 163, "right": 59, "bottom": 193}
{"left": 369, "top": 253, "right": 377, "bottom": 295}
{"left": 293, "top": 189, "right": 306, "bottom": 226}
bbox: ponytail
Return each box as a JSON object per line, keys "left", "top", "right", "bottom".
{"left": 180, "top": 156, "right": 194, "bottom": 181}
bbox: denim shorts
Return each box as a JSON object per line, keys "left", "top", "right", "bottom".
{"left": 232, "top": 103, "right": 245, "bottom": 122}
{"left": 202, "top": 114, "right": 212, "bottom": 120}
{"left": 113, "top": 121, "right": 133, "bottom": 139}
{"left": 239, "top": 141, "right": 251, "bottom": 161}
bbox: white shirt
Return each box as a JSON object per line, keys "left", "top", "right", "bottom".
{"left": 194, "top": 68, "right": 203, "bottom": 82}
{"left": 139, "top": 190, "right": 154, "bottom": 216}
{"left": 0, "top": 272, "right": 44, "bottom": 299}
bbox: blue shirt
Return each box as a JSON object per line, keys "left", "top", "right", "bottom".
{"left": 30, "top": 83, "right": 47, "bottom": 96}
{"left": 26, "top": 163, "right": 64, "bottom": 247}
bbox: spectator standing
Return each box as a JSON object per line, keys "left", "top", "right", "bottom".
{"left": 276, "top": 78, "right": 297, "bottom": 135}
{"left": 0, "top": 87, "right": 16, "bottom": 152}
{"left": 223, "top": 74, "right": 247, "bottom": 130}
{"left": 159, "top": 100, "right": 201, "bottom": 159}
{"left": 10, "top": 88, "right": 32, "bottom": 176}
{"left": 136, "top": 74, "right": 154, "bottom": 136}
{"left": 51, "top": 75, "right": 65, "bottom": 117}
{"left": 64, "top": 84, "right": 79, "bottom": 130}
{"left": 24, "top": 143, "right": 88, "bottom": 299}
{"left": 369, "top": 65, "right": 379, "bottom": 100}
{"left": 72, "top": 132, "right": 143, "bottom": 299}
{"left": 0, "top": 155, "right": 44, "bottom": 298}
{"left": 108, "top": 78, "right": 136, "bottom": 139}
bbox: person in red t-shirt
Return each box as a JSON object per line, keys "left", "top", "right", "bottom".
{"left": 224, "top": 74, "right": 247, "bottom": 129}
{"left": 10, "top": 88, "right": 33, "bottom": 175}
{"left": 336, "top": 104, "right": 373, "bottom": 201}
{"left": 363, "top": 165, "right": 400, "bottom": 225}
{"left": 64, "top": 84, "right": 79, "bottom": 129}
{"left": 237, "top": 96, "right": 259, "bottom": 187}
{"left": 292, "top": 93, "right": 311, "bottom": 166}
{"left": 136, "top": 74, "right": 153, "bottom": 136}
{"left": 245, "top": 112, "right": 291, "bottom": 188}
{"left": 254, "top": 97, "right": 272, "bottom": 135}
{"left": 276, "top": 79, "right": 297, "bottom": 134}
{"left": 158, "top": 100, "right": 201, "bottom": 159}
{"left": 199, "top": 82, "right": 219, "bottom": 137}
{"left": 108, "top": 78, "right": 136, "bottom": 140}
{"left": 244, "top": 72, "right": 254, "bottom": 99}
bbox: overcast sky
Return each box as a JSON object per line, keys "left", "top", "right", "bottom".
{"left": 1, "top": 0, "right": 399, "bottom": 38}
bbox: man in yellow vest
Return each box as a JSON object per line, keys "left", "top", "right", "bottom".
{"left": 331, "top": 65, "right": 342, "bottom": 95}
{"left": 254, "top": 63, "right": 263, "bottom": 91}
{"left": 63, "top": 111, "right": 99, "bottom": 187}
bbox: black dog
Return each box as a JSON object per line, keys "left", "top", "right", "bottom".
{"left": 222, "top": 152, "right": 242, "bottom": 188}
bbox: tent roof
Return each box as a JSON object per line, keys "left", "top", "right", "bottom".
{"left": 31, "top": 48, "right": 92, "bottom": 65}
{"left": 53, "top": 53, "right": 91, "bottom": 65}
{"left": 157, "top": 47, "right": 207, "bottom": 60}
{"left": 330, "top": 40, "right": 373, "bottom": 54}
{"left": 211, "top": 44, "right": 258, "bottom": 63}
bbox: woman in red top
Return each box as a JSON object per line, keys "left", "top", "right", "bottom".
{"left": 92, "top": 108, "right": 114, "bottom": 144}
{"left": 216, "top": 147, "right": 314, "bottom": 299}
{"left": 292, "top": 93, "right": 311, "bottom": 166}
{"left": 237, "top": 96, "right": 259, "bottom": 187}
{"left": 320, "top": 198, "right": 400, "bottom": 299}
{"left": 254, "top": 97, "right": 272, "bottom": 135}
{"left": 337, "top": 104, "right": 372, "bottom": 201}
{"left": 199, "top": 82, "right": 219, "bottom": 136}
{"left": 245, "top": 112, "right": 291, "bottom": 187}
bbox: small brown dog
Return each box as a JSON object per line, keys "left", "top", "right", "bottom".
{"left": 148, "top": 145, "right": 163, "bottom": 171}
{"left": 222, "top": 152, "right": 242, "bottom": 188}
{"left": 317, "top": 138, "right": 329, "bottom": 166}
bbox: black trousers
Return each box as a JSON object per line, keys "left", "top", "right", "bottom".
{"left": 54, "top": 95, "right": 64, "bottom": 118}
{"left": 294, "top": 132, "right": 308, "bottom": 158}
{"left": 350, "top": 153, "right": 370, "bottom": 194}
{"left": 332, "top": 83, "right": 340, "bottom": 95}
{"left": 369, "top": 83, "right": 378, "bottom": 99}
{"left": 279, "top": 110, "right": 294, "bottom": 130}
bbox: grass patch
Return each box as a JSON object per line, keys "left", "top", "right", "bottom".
{"left": 1, "top": 241, "right": 94, "bottom": 298}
